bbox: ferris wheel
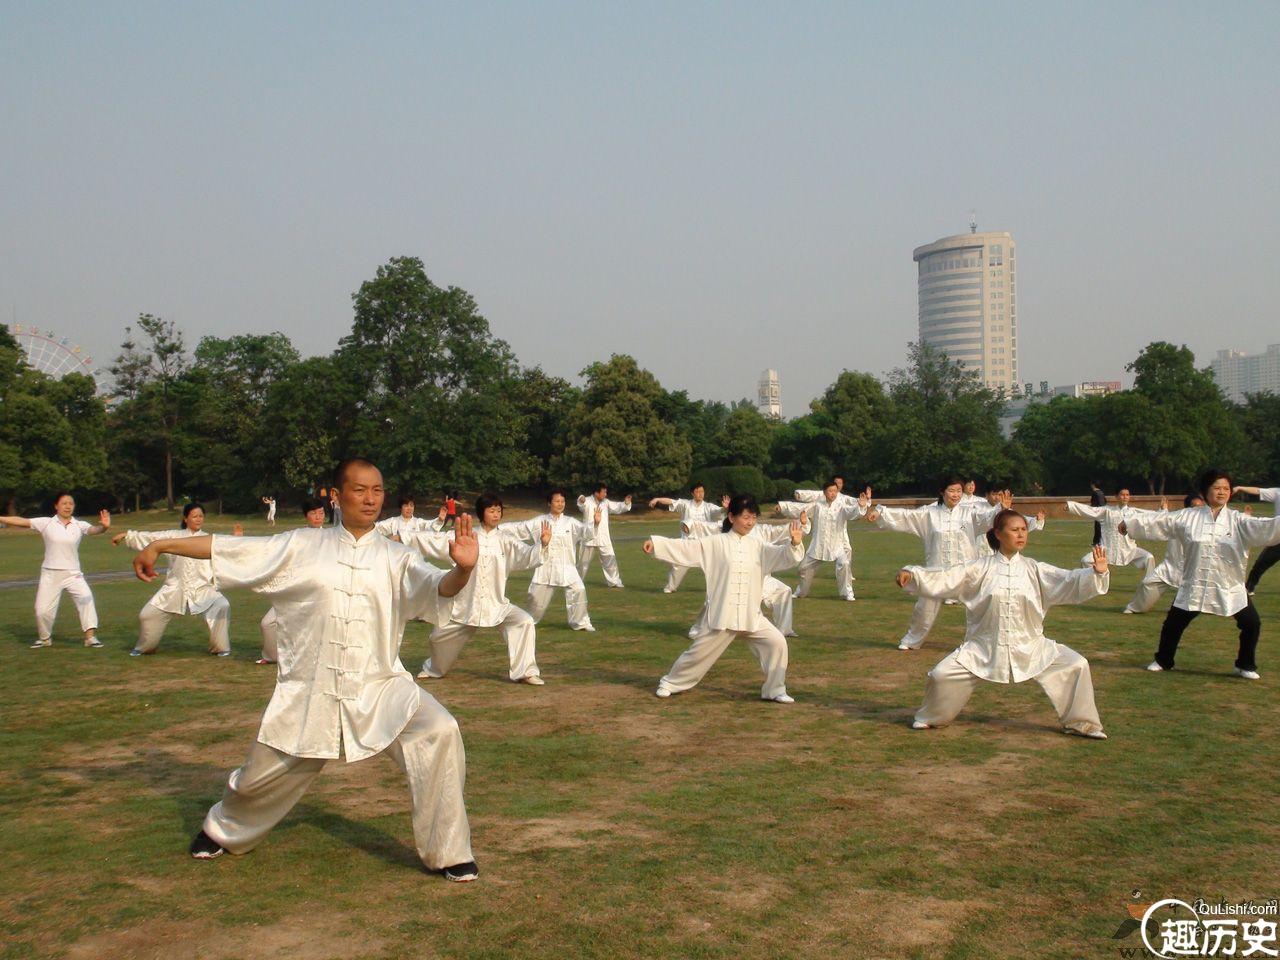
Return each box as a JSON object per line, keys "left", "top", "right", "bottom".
{"left": 7, "top": 323, "right": 108, "bottom": 392}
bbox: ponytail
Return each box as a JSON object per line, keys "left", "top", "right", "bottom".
{"left": 986, "top": 509, "right": 1023, "bottom": 551}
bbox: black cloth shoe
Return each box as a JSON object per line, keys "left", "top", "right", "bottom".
{"left": 190, "top": 829, "right": 225, "bottom": 859}
{"left": 442, "top": 861, "right": 479, "bottom": 882}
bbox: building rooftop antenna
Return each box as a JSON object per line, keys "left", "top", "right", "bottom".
{"left": 969, "top": 210, "right": 978, "bottom": 234}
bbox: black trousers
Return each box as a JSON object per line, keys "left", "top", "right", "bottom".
{"left": 1246, "top": 544, "right": 1280, "bottom": 593}
{"left": 1156, "top": 603, "right": 1261, "bottom": 671}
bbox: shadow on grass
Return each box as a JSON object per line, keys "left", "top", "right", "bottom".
{"left": 68, "top": 747, "right": 424, "bottom": 871}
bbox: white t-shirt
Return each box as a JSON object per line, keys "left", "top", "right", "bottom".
{"left": 30, "top": 516, "right": 93, "bottom": 571}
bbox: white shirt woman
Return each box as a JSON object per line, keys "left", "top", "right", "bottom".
{"left": 648, "top": 488, "right": 727, "bottom": 593}
{"left": 900, "top": 517, "right": 1109, "bottom": 739}
{"left": 2, "top": 494, "right": 110, "bottom": 647}
{"left": 777, "top": 491, "right": 867, "bottom": 600}
{"left": 644, "top": 500, "right": 804, "bottom": 702}
{"left": 503, "top": 492, "right": 599, "bottom": 630}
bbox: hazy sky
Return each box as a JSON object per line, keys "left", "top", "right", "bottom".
{"left": 2, "top": 2, "right": 1277, "bottom": 415}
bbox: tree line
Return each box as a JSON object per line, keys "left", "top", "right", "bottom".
{"left": 1, "top": 256, "right": 1276, "bottom": 514}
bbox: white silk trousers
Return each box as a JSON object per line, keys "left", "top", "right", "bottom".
{"left": 259, "top": 608, "right": 279, "bottom": 661}
{"left": 526, "top": 582, "right": 593, "bottom": 630}
{"left": 898, "top": 597, "right": 943, "bottom": 649}
{"left": 1125, "top": 573, "right": 1172, "bottom": 614}
{"left": 135, "top": 597, "right": 231, "bottom": 654}
{"left": 421, "top": 607, "right": 540, "bottom": 681}
{"left": 914, "top": 645, "right": 1104, "bottom": 736}
{"left": 34, "top": 569, "right": 98, "bottom": 639}
{"left": 578, "top": 545, "right": 623, "bottom": 587}
{"left": 664, "top": 564, "right": 692, "bottom": 593}
{"left": 202, "top": 688, "right": 473, "bottom": 870}
{"left": 659, "top": 623, "right": 789, "bottom": 700}
{"left": 794, "top": 552, "right": 853, "bottom": 600}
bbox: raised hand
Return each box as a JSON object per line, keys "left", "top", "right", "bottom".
{"left": 864, "top": 485, "right": 873, "bottom": 500}
{"left": 789, "top": 520, "right": 803, "bottom": 545}
{"left": 1117, "top": 521, "right": 1128, "bottom": 536}
{"left": 865, "top": 508, "right": 880, "bottom": 523}
{"left": 449, "top": 513, "right": 479, "bottom": 570}
{"left": 99, "top": 509, "right": 111, "bottom": 528}
{"left": 800, "top": 510, "right": 808, "bottom": 525}
{"left": 999, "top": 490, "right": 1014, "bottom": 510}
{"left": 133, "top": 545, "right": 161, "bottom": 582}
{"left": 721, "top": 494, "right": 730, "bottom": 509}
{"left": 857, "top": 489, "right": 869, "bottom": 508}
{"left": 1036, "top": 511, "right": 1046, "bottom": 524}
{"left": 642, "top": 539, "right": 654, "bottom": 554}
{"left": 1091, "top": 544, "right": 1109, "bottom": 575}
{"left": 895, "top": 569, "right": 912, "bottom": 589}
{"left": 647, "top": 498, "right": 660, "bottom": 509}
{"left": 1244, "top": 505, "right": 1254, "bottom": 516}
{"left": 540, "top": 520, "right": 552, "bottom": 547}
{"left": 232, "top": 523, "right": 244, "bottom": 536}
{"left": 111, "top": 531, "right": 127, "bottom": 546}
{"left": 437, "top": 506, "right": 448, "bottom": 522}
{"left": 623, "top": 494, "right": 632, "bottom": 505}
{"left": 1159, "top": 497, "right": 1169, "bottom": 511}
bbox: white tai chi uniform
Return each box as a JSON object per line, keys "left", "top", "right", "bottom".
{"left": 576, "top": 495, "right": 630, "bottom": 587}
{"left": 660, "top": 498, "right": 725, "bottom": 593}
{"left": 680, "top": 519, "right": 808, "bottom": 638}
{"left": 777, "top": 497, "right": 867, "bottom": 600}
{"left": 401, "top": 526, "right": 546, "bottom": 682}
{"left": 26, "top": 516, "right": 99, "bottom": 640}
{"left": 908, "top": 553, "right": 1109, "bottom": 736}
{"left": 505, "top": 513, "right": 596, "bottom": 630}
{"left": 1066, "top": 501, "right": 1155, "bottom": 572}
{"left": 648, "top": 531, "right": 803, "bottom": 700}
{"left": 123, "top": 529, "right": 231, "bottom": 654}
{"left": 199, "top": 525, "right": 472, "bottom": 871}
{"left": 265, "top": 499, "right": 276, "bottom": 523}
{"left": 1120, "top": 507, "right": 1186, "bottom": 613}
{"left": 874, "top": 501, "right": 999, "bottom": 649}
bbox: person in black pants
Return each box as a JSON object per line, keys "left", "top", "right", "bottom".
{"left": 1233, "top": 484, "right": 1280, "bottom": 595}
{"left": 1088, "top": 480, "right": 1107, "bottom": 547}
{"left": 1122, "top": 470, "right": 1280, "bottom": 680}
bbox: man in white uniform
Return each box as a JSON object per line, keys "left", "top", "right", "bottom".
{"left": 131, "top": 459, "right": 482, "bottom": 882}
{"left": 505, "top": 489, "right": 600, "bottom": 631}
{"left": 2, "top": 493, "right": 110, "bottom": 647}
{"left": 648, "top": 483, "right": 728, "bottom": 593}
{"left": 777, "top": 480, "right": 868, "bottom": 600}
{"left": 576, "top": 484, "right": 631, "bottom": 588}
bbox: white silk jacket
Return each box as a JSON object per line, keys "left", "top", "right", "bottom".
{"left": 650, "top": 532, "right": 803, "bottom": 632}
{"left": 577, "top": 496, "right": 630, "bottom": 549}
{"left": 124, "top": 528, "right": 224, "bottom": 615}
{"left": 776, "top": 498, "right": 866, "bottom": 561}
{"left": 876, "top": 502, "right": 999, "bottom": 568}
{"left": 210, "top": 526, "right": 448, "bottom": 762}
{"left": 503, "top": 514, "right": 594, "bottom": 587}
{"left": 1065, "top": 501, "right": 1148, "bottom": 564}
{"left": 401, "top": 526, "right": 544, "bottom": 628}
{"left": 1124, "top": 505, "right": 1280, "bottom": 616}
{"left": 905, "top": 553, "right": 1109, "bottom": 682}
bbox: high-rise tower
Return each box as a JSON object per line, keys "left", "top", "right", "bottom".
{"left": 912, "top": 228, "right": 1017, "bottom": 392}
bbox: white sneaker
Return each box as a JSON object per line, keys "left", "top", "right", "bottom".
{"left": 1235, "top": 668, "right": 1261, "bottom": 680}
{"left": 655, "top": 686, "right": 672, "bottom": 699}
{"left": 768, "top": 693, "right": 795, "bottom": 704}
{"left": 1122, "top": 609, "right": 1136, "bottom": 614}
{"left": 1145, "top": 661, "right": 1165, "bottom": 672}
{"left": 1066, "top": 727, "right": 1108, "bottom": 740}
{"left": 897, "top": 643, "right": 914, "bottom": 651}
{"left": 662, "top": 588, "right": 675, "bottom": 594}
{"left": 520, "top": 675, "right": 546, "bottom": 685}
{"left": 416, "top": 669, "right": 443, "bottom": 680}
{"left": 30, "top": 638, "right": 52, "bottom": 648}
{"left": 844, "top": 595, "right": 856, "bottom": 602}
{"left": 573, "top": 624, "right": 596, "bottom": 632}
{"left": 911, "top": 720, "right": 931, "bottom": 729}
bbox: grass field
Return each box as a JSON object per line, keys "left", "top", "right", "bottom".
{"left": 1, "top": 506, "right": 1277, "bottom": 960}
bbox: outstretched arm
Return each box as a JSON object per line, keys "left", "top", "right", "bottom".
{"left": 648, "top": 497, "right": 675, "bottom": 509}
{"left": 0, "top": 516, "right": 34, "bottom": 529}
{"left": 133, "top": 535, "right": 213, "bottom": 581}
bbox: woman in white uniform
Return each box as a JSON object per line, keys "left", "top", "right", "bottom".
{"left": 901, "top": 510, "right": 1110, "bottom": 738}
{"left": 401, "top": 493, "right": 551, "bottom": 685}
{"left": 643, "top": 494, "right": 804, "bottom": 702}
{"left": 864, "top": 477, "right": 1000, "bottom": 650}
{"left": 113, "top": 501, "right": 236, "bottom": 657}
{"left": 504, "top": 489, "right": 600, "bottom": 631}
{"left": 2, "top": 492, "right": 110, "bottom": 647}
{"left": 648, "top": 483, "right": 728, "bottom": 593}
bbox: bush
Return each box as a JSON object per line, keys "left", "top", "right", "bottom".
{"left": 696, "top": 465, "right": 768, "bottom": 502}
{"left": 772, "top": 478, "right": 798, "bottom": 503}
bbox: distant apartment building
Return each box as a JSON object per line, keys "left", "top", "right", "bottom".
{"left": 913, "top": 229, "right": 1017, "bottom": 393}
{"left": 1211, "top": 345, "right": 1280, "bottom": 403}
{"left": 757, "top": 369, "right": 782, "bottom": 419}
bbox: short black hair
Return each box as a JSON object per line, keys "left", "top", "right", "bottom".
{"left": 300, "top": 497, "right": 326, "bottom": 514}
{"left": 475, "top": 492, "right": 504, "bottom": 516}
{"left": 1197, "top": 468, "right": 1233, "bottom": 500}
{"left": 181, "top": 501, "right": 204, "bottom": 529}
{"left": 333, "top": 457, "right": 378, "bottom": 489}
{"left": 398, "top": 495, "right": 415, "bottom": 509}
{"left": 1183, "top": 493, "right": 1203, "bottom": 508}
{"left": 546, "top": 488, "right": 568, "bottom": 504}
{"left": 593, "top": 482, "right": 608, "bottom": 494}
{"left": 823, "top": 478, "right": 840, "bottom": 491}
{"left": 937, "top": 475, "right": 965, "bottom": 502}
{"left": 690, "top": 481, "right": 705, "bottom": 493}
{"left": 50, "top": 491, "right": 74, "bottom": 509}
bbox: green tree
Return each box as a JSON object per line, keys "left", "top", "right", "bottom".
{"left": 553, "top": 355, "right": 691, "bottom": 492}
{"left": 707, "top": 403, "right": 774, "bottom": 471}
